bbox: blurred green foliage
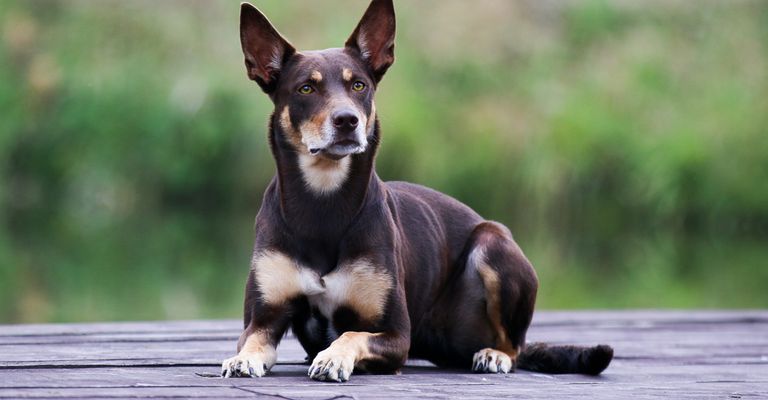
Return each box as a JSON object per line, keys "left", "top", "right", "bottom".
{"left": 1, "top": 0, "right": 767, "bottom": 323}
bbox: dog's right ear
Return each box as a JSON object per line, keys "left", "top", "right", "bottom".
{"left": 240, "top": 3, "right": 295, "bottom": 93}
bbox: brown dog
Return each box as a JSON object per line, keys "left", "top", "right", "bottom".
{"left": 221, "top": 0, "right": 613, "bottom": 382}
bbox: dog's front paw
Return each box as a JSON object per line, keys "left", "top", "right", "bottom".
{"left": 472, "top": 348, "right": 515, "bottom": 373}
{"left": 308, "top": 348, "right": 356, "bottom": 382}
{"left": 221, "top": 351, "right": 276, "bottom": 378}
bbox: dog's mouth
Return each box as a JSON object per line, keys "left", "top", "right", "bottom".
{"left": 309, "top": 139, "right": 365, "bottom": 159}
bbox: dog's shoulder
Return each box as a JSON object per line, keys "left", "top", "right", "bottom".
{"left": 383, "top": 180, "right": 484, "bottom": 235}
{"left": 385, "top": 181, "right": 480, "bottom": 217}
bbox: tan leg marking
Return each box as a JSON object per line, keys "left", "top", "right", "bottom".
{"left": 221, "top": 330, "right": 277, "bottom": 378}
{"left": 308, "top": 331, "right": 383, "bottom": 382}
{"left": 475, "top": 251, "right": 508, "bottom": 349}
{"left": 252, "top": 251, "right": 324, "bottom": 305}
{"left": 471, "top": 248, "right": 520, "bottom": 373}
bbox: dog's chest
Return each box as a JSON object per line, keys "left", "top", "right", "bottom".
{"left": 251, "top": 252, "right": 393, "bottom": 322}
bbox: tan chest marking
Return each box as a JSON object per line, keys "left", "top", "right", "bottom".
{"left": 310, "top": 260, "right": 393, "bottom": 322}
{"left": 252, "top": 253, "right": 392, "bottom": 321}
{"left": 251, "top": 251, "right": 324, "bottom": 305}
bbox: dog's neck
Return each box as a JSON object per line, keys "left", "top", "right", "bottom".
{"left": 267, "top": 116, "right": 382, "bottom": 240}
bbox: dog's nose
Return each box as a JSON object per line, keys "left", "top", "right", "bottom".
{"left": 332, "top": 111, "right": 359, "bottom": 132}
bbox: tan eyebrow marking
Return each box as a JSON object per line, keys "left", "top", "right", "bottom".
{"left": 342, "top": 68, "right": 353, "bottom": 82}
{"left": 310, "top": 70, "right": 323, "bottom": 82}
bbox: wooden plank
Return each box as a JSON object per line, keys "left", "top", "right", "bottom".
{"left": 0, "top": 320, "right": 242, "bottom": 337}
{"left": 4, "top": 312, "right": 766, "bottom": 367}
{"left": 0, "top": 310, "right": 761, "bottom": 336}
{"left": 0, "top": 367, "right": 764, "bottom": 399}
{"left": 0, "top": 311, "right": 766, "bottom": 399}
{"left": 0, "top": 363, "right": 765, "bottom": 387}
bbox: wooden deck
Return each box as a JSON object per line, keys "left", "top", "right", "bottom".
{"left": 0, "top": 311, "right": 766, "bottom": 399}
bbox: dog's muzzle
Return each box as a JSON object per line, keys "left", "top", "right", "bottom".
{"left": 309, "top": 109, "right": 368, "bottom": 158}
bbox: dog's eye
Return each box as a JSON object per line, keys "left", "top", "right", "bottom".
{"left": 352, "top": 81, "right": 366, "bottom": 92}
{"left": 298, "top": 84, "right": 314, "bottom": 95}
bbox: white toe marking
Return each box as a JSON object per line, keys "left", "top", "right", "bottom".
{"left": 221, "top": 350, "right": 275, "bottom": 378}
{"left": 309, "top": 349, "right": 355, "bottom": 382}
{"left": 221, "top": 331, "right": 277, "bottom": 378}
{"left": 472, "top": 348, "right": 514, "bottom": 374}
{"left": 308, "top": 331, "right": 380, "bottom": 382}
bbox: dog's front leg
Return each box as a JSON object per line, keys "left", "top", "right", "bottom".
{"left": 308, "top": 330, "right": 409, "bottom": 382}
{"left": 308, "top": 285, "right": 410, "bottom": 382}
{"left": 222, "top": 269, "right": 292, "bottom": 378}
{"left": 221, "top": 322, "right": 283, "bottom": 378}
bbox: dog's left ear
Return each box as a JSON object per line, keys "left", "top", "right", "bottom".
{"left": 345, "top": 0, "right": 396, "bottom": 82}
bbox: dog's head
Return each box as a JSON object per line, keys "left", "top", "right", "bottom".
{"left": 239, "top": 0, "right": 395, "bottom": 160}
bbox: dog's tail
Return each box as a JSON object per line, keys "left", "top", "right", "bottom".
{"left": 517, "top": 343, "right": 614, "bottom": 375}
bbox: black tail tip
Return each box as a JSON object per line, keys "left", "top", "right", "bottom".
{"left": 583, "top": 344, "right": 614, "bottom": 375}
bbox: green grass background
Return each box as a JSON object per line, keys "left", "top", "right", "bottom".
{"left": 1, "top": 0, "right": 767, "bottom": 322}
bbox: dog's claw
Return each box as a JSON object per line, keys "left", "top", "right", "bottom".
{"left": 339, "top": 368, "right": 350, "bottom": 382}
{"left": 308, "top": 351, "right": 353, "bottom": 382}
{"left": 472, "top": 348, "right": 514, "bottom": 374}
{"left": 221, "top": 353, "right": 274, "bottom": 378}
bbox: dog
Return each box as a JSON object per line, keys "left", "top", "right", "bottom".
{"left": 221, "top": 0, "right": 613, "bottom": 382}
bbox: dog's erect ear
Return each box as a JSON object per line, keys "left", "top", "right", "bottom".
{"left": 345, "top": 0, "right": 396, "bottom": 82}
{"left": 240, "top": 3, "right": 295, "bottom": 93}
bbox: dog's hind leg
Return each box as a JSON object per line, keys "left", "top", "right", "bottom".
{"left": 465, "top": 221, "right": 539, "bottom": 373}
